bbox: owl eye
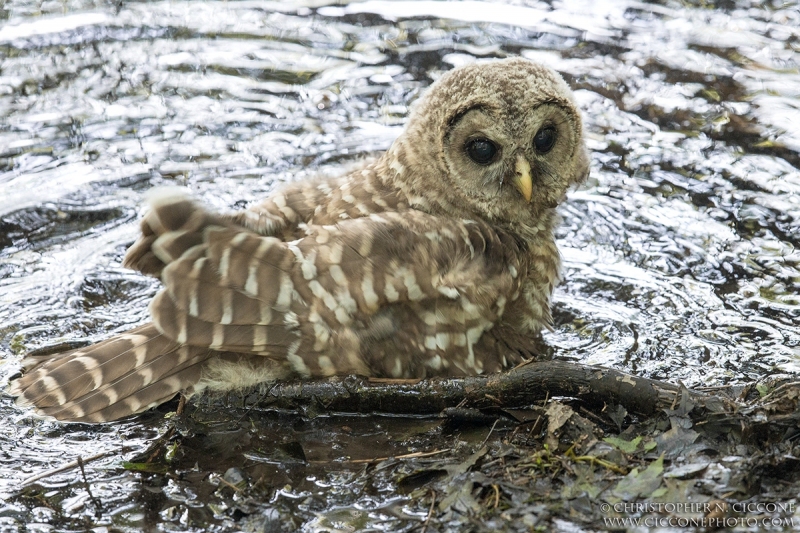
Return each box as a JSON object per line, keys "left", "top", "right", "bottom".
{"left": 465, "top": 138, "right": 498, "bottom": 165}
{"left": 533, "top": 126, "right": 557, "bottom": 153}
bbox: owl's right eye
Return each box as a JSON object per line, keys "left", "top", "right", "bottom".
{"left": 465, "top": 138, "right": 498, "bottom": 165}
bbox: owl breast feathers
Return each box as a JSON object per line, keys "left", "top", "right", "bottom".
{"left": 9, "top": 58, "right": 590, "bottom": 422}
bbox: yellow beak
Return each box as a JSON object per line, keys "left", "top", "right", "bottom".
{"left": 512, "top": 154, "right": 533, "bottom": 203}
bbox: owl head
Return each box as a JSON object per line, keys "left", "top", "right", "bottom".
{"left": 383, "top": 58, "right": 590, "bottom": 230}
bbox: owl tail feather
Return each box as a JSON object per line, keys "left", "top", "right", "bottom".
{"left": 8, "top": 323, "right": 213, "bottom": 423}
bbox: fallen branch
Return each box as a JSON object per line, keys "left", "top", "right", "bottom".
{"left": 227, "top": 359, "right": 800, "bottom": 447}
{"left": 243, "top": 359, "right": 738, "bottom": 418}
{"left": 17, "top": 362, "right": 800, "bottom": 492}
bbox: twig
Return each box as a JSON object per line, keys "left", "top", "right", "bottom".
{"left": 564, "top": 444, "right": 627, "bottom": 474}
{"left": 77, "top": 456, "right": 101, "bottom": 509}
{"left": 480, "top": 418, "right": 501, "bottom": 448}
{"left": 237, "top": 384, "right": 277, "bottom": 424}
{"left": 132, "top": 395, "right": 188, "bottom": 465}
{"left": 421, "top": 490, "right": 436, "bottom": 533}
{"left": 20, "top": 449, "right": 125, "bottom": 487}
{"left": 176, "top": 393, "right": 187, "bottom": 416}
{"left": 529, "top": 391, "right": 549, "bottom": 437}
{"left": 215, "top": 475, "right": 243, "bottom": 492}
{"left": 326, "top": 448, "right": 451, "bottom": 465}
{"left": 484, "top": 394, "right": 502, "bottom": 404}
{"left": 368, "top": 377, "right": 422, "bottom": 385}
{"left": 670, "top": 387, "right": 680, "bottom": 410}
{"left": 579, "top": 406, "right": 608, "bottom": 426}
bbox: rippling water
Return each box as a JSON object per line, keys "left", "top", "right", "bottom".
{"left": 0, "top": 0, "right": 798, "bottom": 530}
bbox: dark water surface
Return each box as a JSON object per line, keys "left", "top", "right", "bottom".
{"left": 0, "top": 0, "right": 798, "bottom": 531}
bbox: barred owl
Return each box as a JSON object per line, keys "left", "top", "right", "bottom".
{"left": 9, "top": 58, "right": 590, "bottom": 422}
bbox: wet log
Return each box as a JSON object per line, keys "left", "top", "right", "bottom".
{"left": 244, "top": 360, "right": 738, "bottom": 418}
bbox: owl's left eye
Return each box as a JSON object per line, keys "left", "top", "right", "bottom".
{"left": 533, "top": 126, "right": 557, "bottom": 153}
{"left": 465, "top": 138, "right": 498, "bottom": 165}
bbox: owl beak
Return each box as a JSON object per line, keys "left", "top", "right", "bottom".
{"left": 512, "top": 154, "right": 533, "bottom": 203}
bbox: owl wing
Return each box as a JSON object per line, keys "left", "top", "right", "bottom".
{"left": 143, "top": 193, "right": 528, "bottom": 378}
{"left": 123, "top": 190, "right": 236, "bottom": 278}
{"left": 10, "top": 193, "right": 528, "bottom": 422}
{"left": 124, "top": 172, "right": 398, "bottom": 278}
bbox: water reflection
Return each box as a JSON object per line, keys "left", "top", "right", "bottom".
{"left": 0, "top": 0, "right": 798, "bottom": 529}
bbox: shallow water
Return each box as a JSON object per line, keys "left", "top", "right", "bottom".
{"left": 0, "top": 0, "right": 798, "bottom": 530}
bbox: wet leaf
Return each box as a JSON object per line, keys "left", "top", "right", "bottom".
{"left": 243, "top": 441, "right": 306, "bottom": 464}
{"left": 652, "top": 478, "right": 698, "bottom": 506}
{"left": 560, "top": 465, "right": 603, "bottom": 500}
{"left": 445, "top": 446, "right": 488, "bottom": 477}
{"left": 306, "top": 508, "right": 369, "bottom": 532}
{"left": 664, "top": 462, "right": 709, "bottom": 480}
{"left": 663, "top": 386, "right": 696, "bottom": 418}
{"left": 609, "top": 455, "right": 664, "bottom": 501}
{"left": 223, "top": 467, "right": 246, "bottom": 486}
{"left": 545, "top": 402, "right": 574, "bottom": 435}
{"left": 606, "top": 404, "right": 628, "bottom": 431}
{"left": 397, "top": 469, "right": 448, "bottom": 493}
{"left": 656, "top": 426, "right": 699, "bottom": 458}
{"left": 121, "top": 461, "right": 168, "bottom": 474}
{"left": 502, "top": 408, "right": 545, "bottom": 424}
{"left": 438, "top": 479, "right": 481, "bottom": 514}
{"left": 604, "top": 436, "right": 643, "bottom": 454}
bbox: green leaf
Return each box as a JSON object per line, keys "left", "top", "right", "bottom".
{"left": 122, "top": 461, "right": 168, "bottom": 473}
{"left": 604, "top": 436, "right": 642, "bottom": 454}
